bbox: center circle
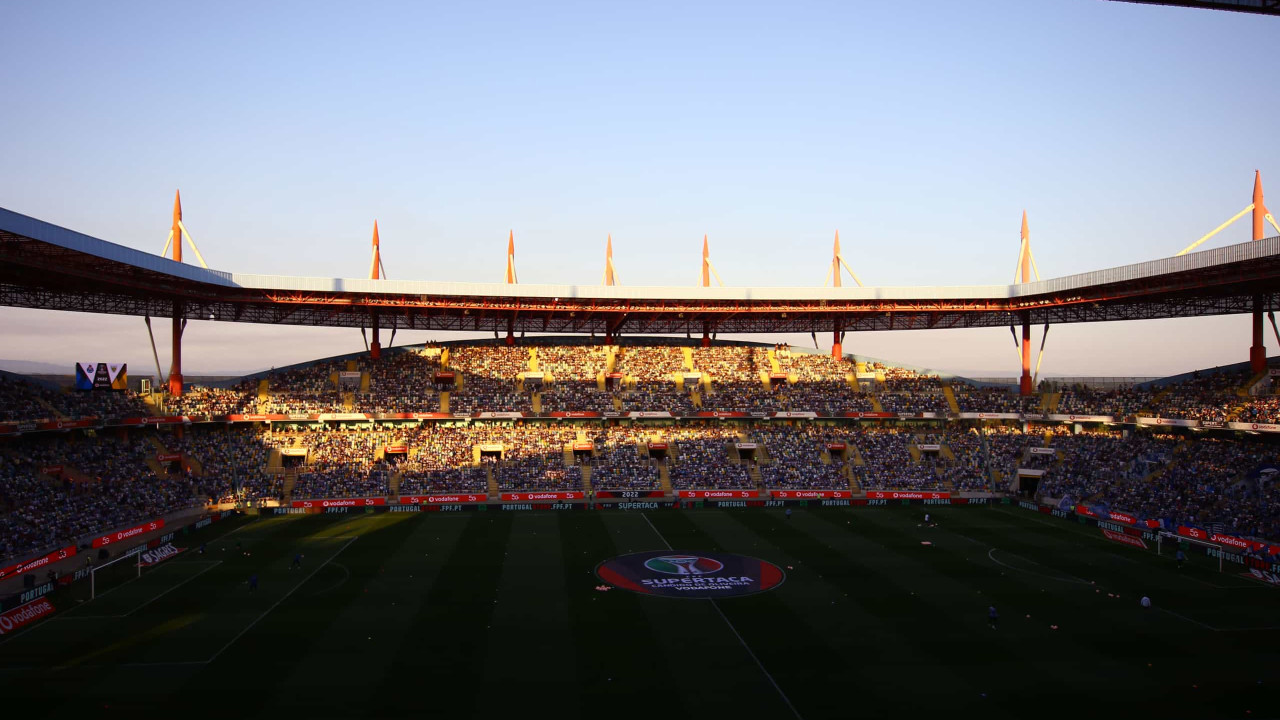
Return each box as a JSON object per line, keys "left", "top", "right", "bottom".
{"left": 597, "top": 550, "right": 786, "bottom": 599}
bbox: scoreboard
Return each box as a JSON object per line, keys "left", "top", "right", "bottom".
{"left": 74, "top": 362, "right": 128, "bottom": 391}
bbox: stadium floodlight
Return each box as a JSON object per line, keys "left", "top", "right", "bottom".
{"left": 1176, "top": 171, "right": 1279, "bottom": 256}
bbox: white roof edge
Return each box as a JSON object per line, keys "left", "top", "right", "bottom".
{"left": 3, "top": 206, "right": 1276, "bottom": 301}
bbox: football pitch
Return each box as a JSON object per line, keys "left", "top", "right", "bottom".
{"left": 1, "top": 505, "right": 1276, "bottom": 719}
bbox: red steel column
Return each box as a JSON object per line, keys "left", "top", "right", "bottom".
{"left": 831, "top": 319, "right": 843, "bottom": 359}
{"left": 1019, "top": 311, "right": 1033, "bottom": 396}
{"left": 168, "top": 301, "right": 184, "bottom": 396}
{"left": 370, "top": 311, "right": 382, "bottom": 360}
{"left": 701, "top": 321, "right": 711, "bottom": 347}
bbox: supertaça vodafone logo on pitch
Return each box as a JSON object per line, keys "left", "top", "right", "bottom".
{"left": 597, "top": 550, "right": 785, "bottom": 599}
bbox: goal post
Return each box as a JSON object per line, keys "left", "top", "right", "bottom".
{"left": 89, "top": 545, "right": 143, "bottom": 600}
{"left": 1157, "top": 531, "right": 1228, "bottom": 572}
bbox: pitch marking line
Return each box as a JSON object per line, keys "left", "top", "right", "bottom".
{"left": 986, "top": 548, "right": 1090, "bottom": 585}
{"left": 640, "top": 513, "right": 804, "bottom": 720}
{"left": 58, "top": 560, "right": 226, "bottom": 620}
{"left": 206, "top": 535, "right": 358, "bottom": 664}
{"left": 124, "top": 560, "right": 224, "bottom": 617}
{"left": 1156, "top": 607, "right": 1217, "bottom": 631}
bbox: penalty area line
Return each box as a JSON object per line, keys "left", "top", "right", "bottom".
{"left": 124, "top": 560, "right": 223, "bottom": 617}
{"left": 1156, "top": 607, "right": 1218, "bottom": 631}
{"left": 639, "top": 513, "right": 804, "bottom": 720}
{"left": 986, "top": 548, "right": 1091, "bottom": 585}
{"left": 206, "top": 535, "right": 358, "bottom": 664}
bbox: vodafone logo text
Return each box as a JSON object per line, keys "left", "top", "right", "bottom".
{"left": 92, "top": 518, "right": 165, "bottom": 548}
{"left": 0, "top": 599, "right": 55, "bottom": 635}
{"left": 401, "top": 494, "right": 486, "bottom": 504}
{"left": 865, "top": 491, "right": 950, "bottom": 500}
{"left": 677, "top": 490, "right": 761, "bottom": 499}
{"left": 500, "top": 492, "right": 585, "bottom": 501}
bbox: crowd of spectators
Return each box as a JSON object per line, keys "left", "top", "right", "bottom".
{"left": 1236, "top": 395, "right": 1280, "bottom": 424}
{"left": 165, "top": 384, "right": 258, "bottom": 417}
{"left": 667, "top": 426, "right": 754, "bottom": 489}
{"left": 754, "top": 425, "right": 850, "bottom": 489}
{"left": 0, "top": 433, "right": 219, "bottom": 563}
{"left": 1054, "top": 386, "right": 1147, "bottom": 417}
{"left": 1144, "top": 369, "right": 1252, "bottom": 422}
{"left": 0, "top": 374, "right": 152, "bottom": 422}
{"left": 286, "top": 430, "right": 395, "bottom": 499}
{"left": 951, "top": 383, "right": 1028, "bottom": 414}
{"left": 361, "top": 350, "right": 442, "bottom": 413}
{"left": 1036, "top": 431, "right": 1178, "bottom": 504}
{"left": 851, "top": 428, "right": 942, "bottom": 491}
{"left": 585, "top": 445, "right": 661, "bottom": 491}
{"left": 1082, "top": 437, "right": 1277, "bottom": 540}
{"left": 538, "top": 346, "right": 614, "bottom": 412}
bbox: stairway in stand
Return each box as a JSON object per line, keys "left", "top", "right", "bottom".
{"left": 748, "top": 462, "right": 764, "bottom": 493}
{"left": 145, "top": 435, "right": 169, "bottom": 477}
{"left": 846, "top": 468, "right": 862, "bottom": 495}
{"left": 388, "top": 469, "right": 403, "bottom": 499}
{"left": 486, "top": 466, "right": 499, "bottom": 498}
{"left": 942, "top": 384, "right": 960, "bottom": 414}
{"left": 281, "top": 469, "right": 298, "bottom": 503}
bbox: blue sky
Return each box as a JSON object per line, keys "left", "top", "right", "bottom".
{"left": 1, "top": 1, "right": 1278, "bottom": 377}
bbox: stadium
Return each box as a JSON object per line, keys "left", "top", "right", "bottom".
{"left": 3, "top": 2, "right": 1280, "bottom": 719}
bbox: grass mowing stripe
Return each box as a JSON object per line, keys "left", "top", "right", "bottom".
{"left": 600, "top": 511, "right": 800, "bottom": 719}
{"left": 717, "top": 509, "right": 993, "bottom": 709}
{"left": 207, "top": 535, "right": 359, "bottom": 663}
{"left": 914, "top": 506, "right": 1278, "bottom": 716}
{"left": 809, "top": 507, "right": 1195, "bottom": 714}
{"left": 0, "top": 514, "right": 368, "bottom": 716}
{"left": 934, "top": 508, "right": 1250, "bottom": 630}
{"left": 121, "top": 560, "right": 223, "bottom": 617}
{"left": 557, "top": 512, "right": 682, "bottom": 711}
{"left": 989, "top": 505, "right": 1265, "bottom": 592}
{"left": 644, "top": 512, "right": 804, "bottom": 720}
{"left": 372, "top": 512, "right": 515, "bottom": 715}
{"left": 476, "top": 514, "right": 578, "bottom": 716}
{"left": 935, "top": 507, "right": 1280, "bottom": 668}
{"left": 646, "top": 509, "right": 850, "bottom": 719}
{"left": 826, "top": 508, "right": 1170, "bottom": 668}
{"left": 0, "top": 514, "right": 344, "bottom": 672}
{"left": 238, "top": 513, "right": 436, "bottom": 716}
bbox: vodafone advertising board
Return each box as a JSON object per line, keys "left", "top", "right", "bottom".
{"left": 93, "top": 519, "right": 164, "bottom": 548}
{"left": 1177, "top": 526, "right": 1279, "bottom": 554}
{"left": 1229, "top": 422, "right": 1280, "bottom": 433}
{"left": 290, "top": 498, "right": 388, "bottom": 508}
{"left": 399, "top": 494, "right": 487, "bottom": 504}
{"left": 1101, "top": 528, "right": 1148, "bottom": 549}
{"left": 769, "top": 490, "right": 851, "bottom": 499}
{"left": 865, "top": 491, "right": 951, "bottom": 500}
{"left": 0, "top": 598, "right": 56, "bottom": 635}
{"left": 500, "top": 492, "right": 584, "bottom": 501}
{"left": 677, "top": 490, "right": 761, "bottom": 499}
{"left": 0, "top": 545, "right": 76, "bottom": 580}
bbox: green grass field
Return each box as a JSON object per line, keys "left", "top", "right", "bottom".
{"left": 1, "top": 505, "right": 1276, "bottom": 719}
